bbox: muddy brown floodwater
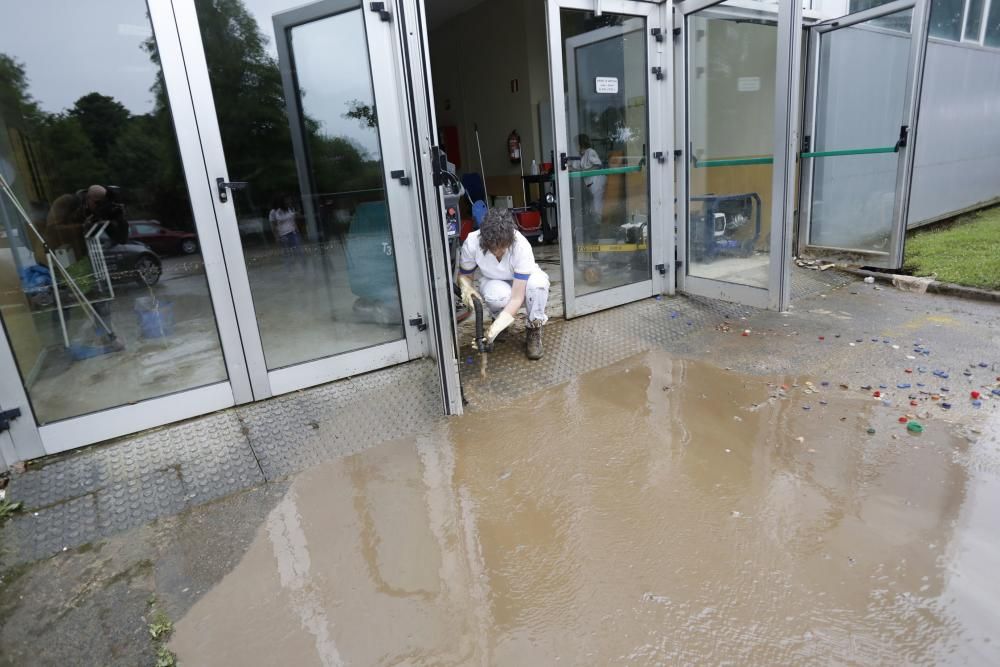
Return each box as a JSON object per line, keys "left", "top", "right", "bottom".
{"left": 170, "top": 350, "right": 1000, "bottom": 665}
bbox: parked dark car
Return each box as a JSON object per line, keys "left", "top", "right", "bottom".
{"left": 128, "top": 220, "right": 198, "bottom": 255}
{"left": 103, "top": 239, "right": 163, "bottom": 286}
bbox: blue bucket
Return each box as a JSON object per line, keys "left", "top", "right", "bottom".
{"left": 135, "top": 297, "right": 175, "bottom": 339}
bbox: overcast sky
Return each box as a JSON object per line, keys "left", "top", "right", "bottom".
{"left": 1, "top": 0, "right": 381, "bottom": 157}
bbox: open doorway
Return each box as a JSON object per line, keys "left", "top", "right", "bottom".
{"left": 426, "top": 0, "right": 667, "bottom": 336}
{"left": 425, "top": 0, "right": 565, "bottom": 330}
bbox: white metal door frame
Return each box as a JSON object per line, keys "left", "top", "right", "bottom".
{"left": 397, "top": 0, "right": 467, "bottom": 416}
{"left": 546, "top": 0, "right": 670, "bottom": 319}
{"left": 0, "top": 0, "right": 255, "bottom": 458}
{"left": 797, "top": 0, "right": 931, "bottom": 269}
{"left": 172, "top": 0, "right": 431, "bottom": 399}
{"left": 674, "top": 0, "right": 801, "bottom": 311}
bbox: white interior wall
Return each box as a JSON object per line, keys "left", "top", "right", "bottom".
{"left": 428, "top": 0, "right": 548, "bottom": 195}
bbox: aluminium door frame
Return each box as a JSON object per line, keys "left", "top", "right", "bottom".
{"left": 172, "top": 0, "right": 431, "bottom": 400}
{"left": 546, "top": 0, "right": 669, "bottom": 319}
{"left": 0, "top": 0, "right": 255, "bottom": 460}
{"left": 797, "top": 0, "right": 931, "bottom": 269}
{"left": 674, "top": 0, "right": 801, "bottom": 311}
{"left": 397, "top": 0, "right": 466, "bottom": 416}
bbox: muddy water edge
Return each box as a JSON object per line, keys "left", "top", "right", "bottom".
{"left": 170, "top": 350, "right": 999, "bottom": 665}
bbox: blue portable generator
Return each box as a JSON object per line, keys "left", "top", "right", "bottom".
{"left": 689, "top": 193, "right": 762, "bottom": 262}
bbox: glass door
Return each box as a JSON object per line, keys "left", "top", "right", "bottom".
{"left": 0, "top": 0, "right": 252, "bottom": 455}
{"left": 677, "top": 0, "right": 802, "bottom": 310}
{"left": 798, "top": 0, "right": 931, "bottom": 269}
{"left": 174, "top": 0, "right": 429, "bottom": 397}
{"left": 545, "top": 0, "right": 668, "bottom": 319}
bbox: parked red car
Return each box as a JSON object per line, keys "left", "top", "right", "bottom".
{"left": 128, "top": 220, "right": 198, "bottom": 255}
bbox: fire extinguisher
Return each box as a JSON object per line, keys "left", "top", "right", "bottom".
{"left": 508, "top": 129, "right": 521, "bottom": 164}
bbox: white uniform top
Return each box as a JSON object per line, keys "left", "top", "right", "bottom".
{"left": 269, "top": 208, "right": 297, "bottom": 237}
{"left": 577, "top": 147, "right": 606, "bottom": 194}
{"left": 459, "top": 230, "right": 540, "bottom": 282}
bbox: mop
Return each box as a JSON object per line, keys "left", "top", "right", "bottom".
{"left": 474, "top": 122, "right": 489, "bottom": 208}
{"left": 0, "top": 173, "right": 117, "bottom": 345}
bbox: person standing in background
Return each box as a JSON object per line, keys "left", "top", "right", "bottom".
{"left": 573, "top": 134, "right": 606, "bottom": 223}
{"left": 269, "top": 195, "right": 304, "bottom": 270}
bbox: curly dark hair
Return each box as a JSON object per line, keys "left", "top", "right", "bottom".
{"left": 478, "top": 207, "right": 517, "bottom": 254}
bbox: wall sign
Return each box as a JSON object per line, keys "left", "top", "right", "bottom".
{"left": 595, "top": 77, "right": 619, "bottom": 94}
{"left": 737, "top": 76, "right": 761, "bottom": 92}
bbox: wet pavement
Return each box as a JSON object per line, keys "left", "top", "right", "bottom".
{"left": 2, "top": 274, "right": 999, "bottom": 665}
{"left": 163, "top": 352, "right": 999, "bottom": 665}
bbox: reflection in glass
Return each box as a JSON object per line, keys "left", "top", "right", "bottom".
{"left": 195, "top": 0, "right": 403, "bottom": 370}
{"left": 560, "top": 10, "right": 650, "bottom": 298}
{"left": 808, "top": 10, "right": 912, "bottom": 252}
{"left": 686, "top": 4, "right": 776, "bottom": 289}
{"left": 0, "top": 1, "right": 227, "bottom": 424}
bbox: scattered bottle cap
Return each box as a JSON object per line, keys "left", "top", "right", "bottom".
{"left": 906, "top": 421, "right": 924, "bottom": 433}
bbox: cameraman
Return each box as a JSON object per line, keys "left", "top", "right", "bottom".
{"left": 80, "top": 185, "right": 128, "bottom": 244}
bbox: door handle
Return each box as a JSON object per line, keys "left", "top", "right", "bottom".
{"left": 560, "top": 152, "right": 581, "bottom": 171}
{"left": 894, "top": 125, "right": 909, "bottom": 152}
{"left": 216, "top": 177, "right": 248, "bottom": 203}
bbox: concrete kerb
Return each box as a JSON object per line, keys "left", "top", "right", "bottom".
{"left": 838, "top": 266, "right": 1000, "bottom": 304}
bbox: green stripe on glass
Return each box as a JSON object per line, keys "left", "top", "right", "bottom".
{"left": 568, "top": 165, "right": 644, "bottom": 178}
{"left": 693, "top": 145, "right": 899, "bottom": 168}
{"left": 799, "top": 146, "right": 897, "bottom": 158}
{"left": 694, "top": 157, "right": 773, "bottom": 168}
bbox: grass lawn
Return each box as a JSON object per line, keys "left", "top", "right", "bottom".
{"left": 903, "top": 205, "right": 1000, "bottom": 291}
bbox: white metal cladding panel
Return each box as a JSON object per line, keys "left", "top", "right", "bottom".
{"left": 908, "top": 41, "right": 1000, "bottom": 225}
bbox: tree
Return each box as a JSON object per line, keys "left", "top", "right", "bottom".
{"left": 345, "top": 100, "right": 378, "bottom": 129}
{"left": 68, "top": 93, "right": 130, "bottom": 160}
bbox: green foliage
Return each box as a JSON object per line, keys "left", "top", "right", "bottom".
{"left": 2, "top": 0, "right": 384, "bottom": 235}
{"left": 155, "top": 645, "right": 177, "bottom": 667}
{"left": 148, "top": 610, "right": 173, "bottom": 640}
{"left": 68, "top": 93, "right": 130, "bottom": 159}
{"left": 904, "top": 206, "right": 1000, "bottom": 291}
{"left": 0, "top": 498, "right": 23, "bottom": 522}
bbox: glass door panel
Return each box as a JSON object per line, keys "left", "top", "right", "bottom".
{"left": 562, "top": 13, "right": 650, "bottom": 297}
{"left": 192, "top": 0, "right": 406, "bottom": 372}
{"left": 0, "top": 0, "right": 229, "bottom": 426}
{"left": 799, "top": 2, "right": 925, "bottom": 269}
{"left": 685, "top": 2, "right": 778, "bottom": 293}
{"left": 547, "top": 0, "right": 663, "bottom": 319}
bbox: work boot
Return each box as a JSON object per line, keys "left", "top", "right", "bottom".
{"left": 525, "top": 322, "right": 543, "bottom": 360}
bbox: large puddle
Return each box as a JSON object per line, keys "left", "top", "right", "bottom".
{"left": 170, "top": 351, "right": 999, "bottom": 664}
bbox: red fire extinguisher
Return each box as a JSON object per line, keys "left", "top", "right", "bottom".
{"left": 508, "top": 129, "right": 521, "bottom": 164}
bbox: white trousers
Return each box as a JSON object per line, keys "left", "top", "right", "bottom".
{"left": 480, "top": 271, "right": 550, "bottom": 325}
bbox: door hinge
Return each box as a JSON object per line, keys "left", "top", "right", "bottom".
{"left": 653, "top": 151, "right": 665, "bottom": 163}
{"left": 651, "top": 66, "right": 664, "bottom": 81}
{"left": 655, "top": 263, "right": 666, "bottom": 275}
{"left": 673, "top": 27, "right": 682, "bottom": 38}
{"left": 894, "top": 125, "right": 909, "bottom": 152}
{"left": 409, "top": 314, "right": 427, "bottom": 331}
{"left": 369, "top": 2, "right": 391, "bottom": 21}
{"left": 673, "top": 148, "right": 683, "bottom": 159}
{"left": 0, "top": 406, "right": 22, "bottom": 434}
{"left": 650, "top": 27, "right": 664, "bottom": 42}
{"left": 430, "top": 145, "right": 448, "bottom": 186}
{"left": 390, "top": 169, "right": 411, "bottom": 186}
{"left": 675, "top": 259, "right": 684, "bottom": 268}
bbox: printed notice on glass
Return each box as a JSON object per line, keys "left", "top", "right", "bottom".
{"left": 737, "top": 77, "right": 761, "bottom": 92}
{"left": 595, "top": 77, "right": 619, "bottom": 94}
